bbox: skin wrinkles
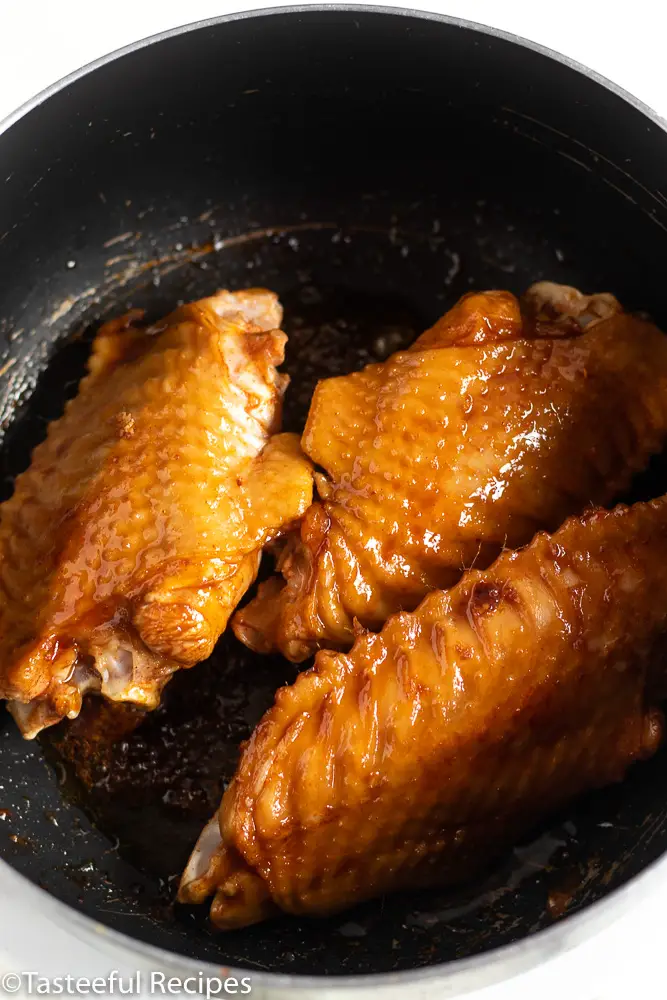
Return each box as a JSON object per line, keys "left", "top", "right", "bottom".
{"left": 0, "top": 289, "right": 314, "bottom": 737}
{"left": 182, "top": 497, "right": 667, "bottom": 928}
{"left": 233, "top": 284, "right": 667, "bottom": 663}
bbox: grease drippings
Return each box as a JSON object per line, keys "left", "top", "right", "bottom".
{"left": 44, "top": 283, "right": 423, "bottom": 887}
{"left": 37, "top": 279, "right": 610, "bottom": 934}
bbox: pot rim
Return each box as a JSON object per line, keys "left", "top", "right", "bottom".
{"left": 1, "top": 5, "right": 667, "bottom": 995}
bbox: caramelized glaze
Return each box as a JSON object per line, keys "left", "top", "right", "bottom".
{"left": 181, "top": 496, "right": 667, "bottom": 928}
{"left": 233, "top": 283, "right": 667, "bottom": 661}
{"left": 0, "top": 289, "right": 312, "bottom": 737}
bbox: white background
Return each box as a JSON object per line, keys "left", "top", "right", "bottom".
{"left": 0, "top": 1, "right": 667, "bottom": 998}
{"left": 1, "top": 1, "right": 667, "bottom": 124}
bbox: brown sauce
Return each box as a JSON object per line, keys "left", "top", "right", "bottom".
{"left": 45, "top": 284, "right": 422, "bottom": 885}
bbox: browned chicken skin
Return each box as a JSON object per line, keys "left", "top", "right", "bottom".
{"left": 0, "top": 289, "right": 312, "bottom": 738}
{"left": 233, "top": 283, "right": 667, "bottom": 661}
{"left": 180, "top": 496, "right": 667, "bottom": 928}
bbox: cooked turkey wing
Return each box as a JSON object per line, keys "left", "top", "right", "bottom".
{"left": 233, "top": 283, "right": 667, "bottom": 661}
{"left": 181, "top": 496, "right": 667, "bottom": 928}
{"left": 0, "top": 289, "right": 312, "bottom": 738}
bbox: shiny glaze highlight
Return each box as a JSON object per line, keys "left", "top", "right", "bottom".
{"left": 234, "top": 283, "right": 667, "bottom": 660}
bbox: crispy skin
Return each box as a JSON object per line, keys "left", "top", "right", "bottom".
{"left": 180, "top": 497, "right": 667, "bottom": 928}
{"left": 0, "top": 289, "right": 313, "bottom": 738}
{"left": 233, "top": 283, "right": 667, "bottom": 661}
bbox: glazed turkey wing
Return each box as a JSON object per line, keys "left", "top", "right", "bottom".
{"left": 0, "top": 289, "right": 312, "bottom": 738}
{"left": 180, "top": 496, "right": 667, "bottom": 928}
{"left": 233, "top": 282, "right": 667, "bottom": 661}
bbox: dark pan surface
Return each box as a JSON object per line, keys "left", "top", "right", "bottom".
{"left": 1, "top": 7, "right": 667, "bottom": 978}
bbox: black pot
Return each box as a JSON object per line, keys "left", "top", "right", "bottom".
{"left": 1, "top": 7, "right": 667, "bottom": 996}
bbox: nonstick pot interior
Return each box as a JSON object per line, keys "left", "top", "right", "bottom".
{"left": 1, "top": 6, "right": 667, "bottom": 980}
